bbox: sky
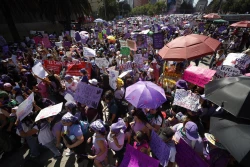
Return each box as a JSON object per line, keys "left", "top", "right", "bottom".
{"left": 193, "top": 0, "right": 213, "bottom": 6}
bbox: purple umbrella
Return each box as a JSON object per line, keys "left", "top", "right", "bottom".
{"left": 125, "top": 81, "right": 166, "bottom": 109}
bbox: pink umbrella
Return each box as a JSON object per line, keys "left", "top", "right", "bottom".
{"left": 158, "top": 34, "right": 221, "bottom": 61}
{"left": 203, "top": 13, "right": 221, "bottom": 19}
{"left": 230, "top": 21, "right": 250, "bottom": 28}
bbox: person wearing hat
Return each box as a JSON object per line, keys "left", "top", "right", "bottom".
{"left": 79, "top": 68, "right": 88, "bottom": 84}
{"left": 172, "top": 120, "right": 204, "bottom": 157}
{"left": 88, "top": 78, "right": 98, "bottom": 87}
{"left": 158, "top": 127, "right": 177, "bottom": 167}
{"left": 204, "top": 133, "right": 230, "bottom": 167}
{"left": 64, "top": 75, "right": 78, "bottom": 96}
{"left": 107, "top": 118, "right": 126, "bottom": 166}
{"left": 175, "top": 79, "right": 188, "bottom": 90}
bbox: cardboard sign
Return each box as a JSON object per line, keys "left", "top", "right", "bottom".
{"left": 149, "top": 131, "right": 171, "bottom": 167}
{"left": 176, "top": 139, "right": 209, "bottom": 167}
{"left": 83, "top": 47, "right": 96, "bottom": 57}
{"left": 74, "top": 82, "right": 103, "bottom": 109}
{"left": 173, "top": 89, "right": 200, "bottom": 111}
{"left": 127, "top": 39, "right": 137, "bottom": 51}
{"left": 109, "top": 70, "right": 119, "bottom": 90}
{"left": 95, "top": 58, "right": 109, "bottom": 68}
{"left": 214, "top": 65, "right": 242, "bottom": 78}
{"left": 133, "top": 54, "right": 144, "bottom": 69}
{"left": 120, "top": 40, "right": 127, "bottom": 47}
{"left": 153, "top": 33, "right": 164, "bottom": 49}
{"left": 120, "top": 144, "right": 159, "bottom": 167}
{"left": 43, "top": 60, "right": 91, "bottom": 77}
{"left": 120, "top": 47, "right": 130, "bottom": 56}
{"left": 182, "top": 65, "right": 216, "bottom": 88}
{"left": 134, "top": 34, "right": 147, "bottom": 49}
{"left": 16, "top": 93, "right": 34, "bottom": 121}
{"left": 32, "top": 62, "right": 48, "bottom": 83}
{"left": 223, "top": 53, "right": 248, "bottom": 68}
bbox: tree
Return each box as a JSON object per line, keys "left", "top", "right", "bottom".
{"left": 118, "top": 2, "right": 131, "bottom": 16}
{"left": 130, "top": 2, "right": 167, "bottom": 16}
{"left": 179, "top": 1, "right": 195, "bottom": 14}
{"left": 98, "top": 0, "right": 118, "bottom": 20}
{"left": 0, "top": 0, "right": 92, "bottom": 41}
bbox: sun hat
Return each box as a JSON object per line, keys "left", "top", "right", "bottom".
{"left": 89, "top": 79, "right": 98, "bottom": 86}
{"left": 176, "top": 79, "right": 188, "bottom": 90}
{"left": 184, "top": 121, "right": 199, "bottom": 141}
{"left": 159, "top": 127, "right": 175, "bottom": 141}
{"left": 4, "top": 83, "right": 12, "bottom": 88}
{"left": 205, "top": 133, "right": 225, "bottom": 149}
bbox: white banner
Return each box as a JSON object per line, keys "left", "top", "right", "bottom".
{"left": 109, "top": 70, "right": 119, "bottom": 90}
{"left": 214, "top": 65, "right": 242, "bottom": 78}
{"left": 83, "top": 47, "right": 96, "bottom": 57}
{"left": 16, "top": 93, "right": 34, "bottom": 121}
{"left": 32, "top": 62, "right": 48, "bottom": 83}
{"left": 95, "top": 58, "right": 109, "bottom": 68}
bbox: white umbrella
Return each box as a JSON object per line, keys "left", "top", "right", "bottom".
{"left": 35, "top": 103, "right": 63, "bottom": 122}
{"left": 94, "top": 18, "right": 106, "bottom": 23}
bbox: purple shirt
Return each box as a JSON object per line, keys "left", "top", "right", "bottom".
{"left": 69, "top": 124, "right": 83, "bottom": 137}
{"left": 52, "top": 122, "right": 63, "bottom": 137}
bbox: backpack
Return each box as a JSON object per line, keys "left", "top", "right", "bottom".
{"left": 79, "top": 120, "right": 89, "bottom": 136}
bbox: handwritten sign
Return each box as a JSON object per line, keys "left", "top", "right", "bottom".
{"left": 120, "top": 47, "right": 130, "bottom": 56}
{"left": 176, "top": 139, "right": 209, "bottom": 167}
{"left": 149, "top": 130, "right": 171, "bottom": 167}
{"left": 153, "top": 33, "right": 164, "bottom": 49}
{"left": 119, "top": 61, "right": 133, "bottom": 71}
{"left": 182, "top": 65, "right": 216, "bottom": 88}
{"left": 32, "top": 62, "right": 48, "bottom": 83}
{"left": 127, "top": 39, "right": 137, "bottom": 51}
{"left": 133, "top": 54, "right": 144, "bottom": 69}
{"left": 83, "top": 47, "right": 96, "bottom": 57}
{"left": 235, "top": 54, "right": 250, "bottom": 70}
{"left": 120, "top": 144, "right": 159, "bottom": 167}
{"left": 95, "top": 58, "right": 109, "bottom": 69}
{"left": 223, "top": 53, "right": 247, "bottom": 68}
{"left": 173, "top": 89, "right": 200, "bottom": 111}
{"left": 74, "top": 82, "right": 103, "bottom": 109}
{"left": 16, "top": 93, "right": 34, "bottom": 121}
{"left": 214, "top": 65, "right": 242, "bottom": 78}
{"left": 109, "top": 70, "right": 119, "bottom": 90}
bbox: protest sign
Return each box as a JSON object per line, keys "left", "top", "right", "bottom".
{"left": 83, "top": 47, "right": 96, "bottom": 57}
{"left": 63, "top": 41, "right": 71, "bottom": 47}
{"left": 119, "top": 70, "right": 132, "bottom": 78}
{"left": 95, "top": 58, "right": 109, "bottom": 68}
{"left": 32, "top": 62, "right": 48, "bottom": 83}
{"left": 109, "top": 70, "right": 119, "bottom": 90}
{"left": 176, "top": 139, "right": 209, "bottom": 167}
{"left": 182, "top": 65, "right": 216, "bottom": 88}
{"left": 223, "top": 53, "right": 247, "bottom": 68}
{"left": 127, "top": 39, "right": 137, "bottom": 51}
{"left": 133, "top": 54, "right": 144, "bottom": 69}
{"left": 74, "top": 82, "right": 103, "bottom": 109}
{"left": 119, "top": 61, "right": 133, "bottom": 71}
{"left": 98, "top": 32, "right": 103, "bottom": 40}
{"left": 235, "top": 54, "right": 250, "bottom": 70}
{"left": 35, "top": 103, "right": 63, "bottom": 122}
{"left": 120, "top": 40, "right": 127, "bottom": 47}
{"left": 33, "top": 36, "right": 42, "bottom": 44}
{"left": 149, "top": 130, "right": 171, "bottom": 167}
{"left": 134, "top": 34, "right": 147, "bottom": 49}
{"left": 107, "top": 66, "right": 116, "bottom": 71}
{"left": 214, "top": 65, "right": 242, "bottom": 78}
{"left": 173, "top": 89, "right": 200, "bottom": 111}
{"left": 120, "top": 47, "right": 130, "bottom": 56}
{"left": 120, "top": 144, "right": 159, "bottom": 167}
{"left": 16, "top": 93, "right": 34, "bottom": 121}
{"left": 42, "top": 37, "right": 51, "bottom": 48}
{"left": 153, "top": 33, "right": 164, "bottom": 49}
{"left": 43, "top": 60, "right": 91, "bottom": 77}
{"left": 55, "top": 41, "right": 63, "bottom": 47}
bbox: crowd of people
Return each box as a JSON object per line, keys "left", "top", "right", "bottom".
{"left": 0, "top": 14, "right": 249, "bottom": 167}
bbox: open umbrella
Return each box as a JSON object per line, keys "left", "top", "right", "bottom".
{"left": 158, "top": 34, "right": 221, "bottom": 61}
{"left": 210, "top": 116, "right": 250, "bottom": 166}
{"left": 203, "top": 13, "right": 221, "bottom": 19}
{"left": 94, "top": 18, "right": 106, "bottom": 23}
{"left": 213, "top": 19, "right": 228, "bottom": 24}
{"left": 205, "top": 76, "right": 250, "bottom": 120}
{"left": 230, "top": 21, "right": 250, "bottom": 28}
{"left": 125, "top": 81, "right": 166, "bottom": 109}
{"left": 35, "top": 102, "right": 63, "bottom": 122}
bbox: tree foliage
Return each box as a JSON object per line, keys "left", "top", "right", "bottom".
{"left": 98, "top": 0, "right": 118, "bottom": 20}
{"left": 206, "top": 0, "right": 250, "bottom": 14}
{"left": 179, "top": 1, "right": 195, "bottom": 14}
{"left": 130, "top": 2, "right": 167, "bottom": 16}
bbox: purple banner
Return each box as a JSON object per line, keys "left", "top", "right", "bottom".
{"left": 120, "top": 144, "right": 159, "bottom": 167}
{"left": 153, "top": 33, "right": 164, "bottom": 49}
{"left": 175, "top": 139, "right": 209, "bottom": 167}
{"left": 133, "top": 34, "right": 147, "bottom": 49}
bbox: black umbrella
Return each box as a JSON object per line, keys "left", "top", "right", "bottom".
{"left": 205, "top": 76, "right": 250, "bottom": 120}
{"left": 210, "top": 116, "right": 250, "bottom": 167}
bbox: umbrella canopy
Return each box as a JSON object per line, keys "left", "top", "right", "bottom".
{"left": 205, "top": 76, "right": 250, "bottom": 120}
{"left": 94, "top": 18, "right": 106, "bottom": 23}
{"left": 35, "top": 102, "right": 63, "bottom": 122}
{"left": 158, "top": 34, "right": 221, "bottom": 61}
{"left": 213, "top": 19, "right": 228, "bottom": 24}
{"left": 230, "top": 21, "right": 250, "bottom": 28}
{"left": 125, "top": 81, "right": 166, "bottom": 109}
{"left": 210, "top": 116, "right": 250, "bottom": 166}
{"left": 203, "top": 13, "right": 221, "bottom": 19}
